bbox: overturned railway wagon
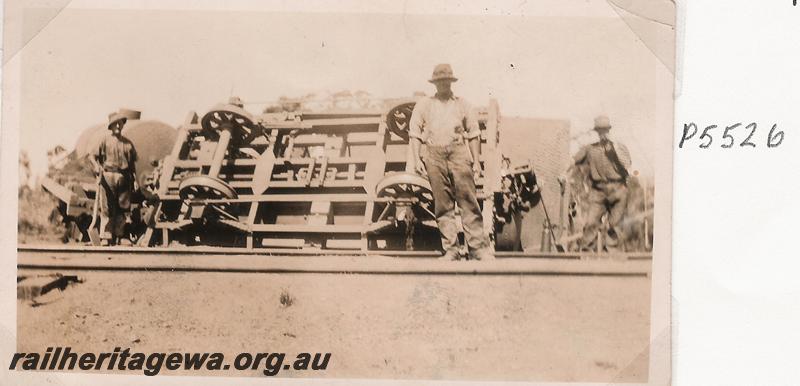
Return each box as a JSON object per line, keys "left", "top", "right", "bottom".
{"left": 152, "top": 98, "right": 539, "bottom": 251}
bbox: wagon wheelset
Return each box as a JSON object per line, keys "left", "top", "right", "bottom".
{"left": 200, "top": 104, "right": 259, "bottom": 145}
{"left": 179, "top": 175, "right": 237, "bottom": 200}
{"left": 178, "top": 175, "right": 238, "bottom": 222}
{"left": 375, "top": 172, "right": 436, "bottom": 220}
{"left": 385, "top": 102, "right": 416, "bottom": 142}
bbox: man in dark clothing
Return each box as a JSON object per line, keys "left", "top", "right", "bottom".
{"left": 90, "top": 111, "right": 138, "bottom": 246}
{"left": 573, "top": 115, "right": 632, "bottom": 252}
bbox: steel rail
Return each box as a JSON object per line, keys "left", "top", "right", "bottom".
{"left": 17, "top": 249, "right": 652, "bottom": 277}
{"left": 17, "top": 245, "right": 652, "bottom": 260}
{"left": 17, "top": 243, "right": 653, "bottom": 276}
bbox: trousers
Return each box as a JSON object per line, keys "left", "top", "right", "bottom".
{"left": 98, "top": 171, "right": 133, "bottom": 240}
{"left": 422, "top": 142, "right": 488, "bottom": 252}
{"left": 580, "top": 181, "right": 628, "bottom": 250}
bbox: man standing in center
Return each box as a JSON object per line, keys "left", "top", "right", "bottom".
{"left": 407, "top": 64, "right": 494, "bottom": 261}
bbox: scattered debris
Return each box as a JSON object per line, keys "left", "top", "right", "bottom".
{"left": 280, "top": 289, "right": 295, "bottom": 308}
{"left": 17, "top": 274, "right": 82, "bottom": 302}
{"left": 594, "top": 360, "right": 617, "bottom": 370}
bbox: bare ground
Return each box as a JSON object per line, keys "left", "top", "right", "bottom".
{"left": 18, "top": 270, "right": 650, "bottom": 382}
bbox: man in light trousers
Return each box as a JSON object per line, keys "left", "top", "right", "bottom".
{"left": 407, "top": 64, "right": 494, "bottom": 261}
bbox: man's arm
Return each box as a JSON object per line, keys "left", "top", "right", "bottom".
{"left": 129, "top": 162, "right": 138, "bottom": 190}
{"left": 573, "top": 146, "right": 588, "bottom": 165}
{"left": 129, "top": 144, "right": 137, "bottom": 175}
{"left": 89, "top": 157, "right": 101, "bottom": 175}
{"left": 129, "top": 142, "right": 138, "bottom": 190}
{"left": 615, "top": 142, "right": 632, "bottom": 169}
{"left": 408, "top": 137, "right": 424, "bottom": 174}
{"left": 468, "top": 136, "right": 481, "bottom": 170}
{"left": 462, "top": 100, "right": 482, "bottom": 175}
{"left": 90, "top": 140, "right": 103, "bottom": 175}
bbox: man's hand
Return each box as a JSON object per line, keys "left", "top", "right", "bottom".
{"left": 467, "top": 137, "right": 482, "bottom": 181}
{"left": 407, "top": 138, "right": 425, "bottom": 175}
{"left": 90, "top": 159, "right": 101, "bottom": 177}
{"left": 472, "top": 161, "right": 482, "bottom": 181}
{"left": 414, "top": 158, "right": 427, "bottom": 175}
{"left": 405, "top": 155, "right": 426, "bottom": 175}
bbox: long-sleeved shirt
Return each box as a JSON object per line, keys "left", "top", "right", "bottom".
{"left": 408, "top": 95, "right": 480, "bottom": 146}
{"left": 93, "top": 134, "right": 137, "bottom": 173}
{"left": 574, "top": 140, "right": 631, "bottom": 183}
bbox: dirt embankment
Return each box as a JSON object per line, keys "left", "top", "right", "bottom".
{"left": 18, "top": 271, "right": 650, "bottom": 382}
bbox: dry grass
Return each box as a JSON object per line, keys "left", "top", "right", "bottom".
{"left": 279, "top": 288, "right": 295, "bottom": 308}
{"left": 17, "top": 186, "right": 63, "bottom": 244}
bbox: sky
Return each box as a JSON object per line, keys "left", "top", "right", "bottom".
{"left": 17, "top": 1, "right": 673, "bottom": 178}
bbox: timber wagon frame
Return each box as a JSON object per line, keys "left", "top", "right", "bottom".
{"left": 152, "top": 98, "right": 536, "bottom": 252}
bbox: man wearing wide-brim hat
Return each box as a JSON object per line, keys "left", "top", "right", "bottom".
{"left": 573, "top": 115, "right": 632, "bottom": 251}
{"left": 407, "top": 64, "right": 494, "bottom": 261}
{"left": 90, "top": 110, "right": 139, "bottom": 246}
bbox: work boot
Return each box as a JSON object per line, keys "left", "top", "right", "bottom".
{"left": 469, "top": 247, "right": 495, "bottom": 261}
{"left": 438, "top": 249, "right": 460, "bottom": 261}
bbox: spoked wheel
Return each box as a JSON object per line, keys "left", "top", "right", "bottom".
{"left": 200, "top": 104, "right": 259, "bottom": 144}
{"left": 372, "top": 172, "right": 441, "bottom": 251}
{"left": 178, "top": 175, "right": 238, "bottom": 222}
{"left": 179, "top": 175, "right": 237, "bottom": 200}
{"left": 375, "top": 172, "right": 435, "bottom": 220}
{"left": 385, "top": 102, "right": 416, "bottom": 142}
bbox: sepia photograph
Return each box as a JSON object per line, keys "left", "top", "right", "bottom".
{"left": 7, "top": 0, "right": 673, "bottom": 383}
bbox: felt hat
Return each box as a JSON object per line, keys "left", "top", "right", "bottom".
{"left": 428, "top": 63, "right": 458, "bottom": 83}
{"left": 593, "top": 115, "right": 612, "bottom": 131}
{"left": 107, "top": 112, "right": 128, "bottom": 129}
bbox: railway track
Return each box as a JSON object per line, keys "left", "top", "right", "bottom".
{"left": 17, "top": 245, "right": 652, "bottom": 276}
